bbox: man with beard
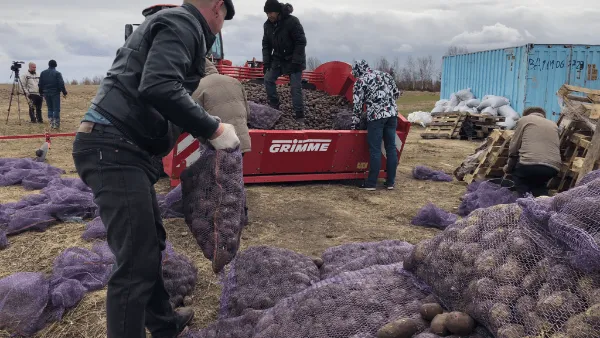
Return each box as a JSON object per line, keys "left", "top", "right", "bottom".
{"left": 71, "top": 1, "right": 238, "bottom": 337}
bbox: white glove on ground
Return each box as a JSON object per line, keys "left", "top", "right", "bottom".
{"left": 209, "top": 123, "right": 240, "bottom": 150}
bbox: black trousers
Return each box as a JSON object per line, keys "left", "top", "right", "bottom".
{"left": 72, "top": 125, "right": 178, "bottom": 338}
{"left": 28, "top": 94, "right": 43, "bottom": 122}
{"left": 512, "top": 163, "right": 559, "bottom": 197}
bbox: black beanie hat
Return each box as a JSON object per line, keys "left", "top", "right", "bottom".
{"left": 264, "top": 0, "right": 281, "bottom": 13}
{"left": 49, "top": 60, "right": 57, "bottom": 68}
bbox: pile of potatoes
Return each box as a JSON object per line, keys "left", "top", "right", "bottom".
{"left": 377, "top": 303, "right": 488, "bottom": 338}
{"left": 242, "top": 82, "right": 363, "bottom": 130}
{"left": 404, "top": 203, "right": 600, "bottom": 337}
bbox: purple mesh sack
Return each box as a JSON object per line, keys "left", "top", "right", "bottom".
{"left": 411, "top": 203, "right": 458, "bottom": 230}
{"left": 181, "top": 309, "right": 265, "bottom": 338}
{"left": 248, "top": 101, "right": 283, "bottom": 129}
{"left": 405, "top": 176, "right": 600, "bottom": 338}
{"left": 181, "top": 144, "right": 245, "bottom": 273}
{"left": 159, "top": 184, "right": 184, "bottom": 219}
{"left": 0, "top": 158, "right": 64, "bottom": 188}
{"left": 161, "top": 242, "right": 198, "bottom": 308}
{"left": 458, "top": 181, "right": 518, "bottom": 216}
{"left": 319, "top": 240, "right": 414, "bottom": 280}
{"left": 412, "top": 166, "right": 453, "bottom": 182}
{"left": 52, "top": 247, "right": 114, "bottom": 292}
{"left": 219, "top": 246, "right": 320, "bottom": 318}
{"left": 0, "top": 272, "right": 50, "bottom": 336}
{"left": 332, "top": 109, "right": 353, "bottom": 130}
{"left": 81, "top": 217, "right": 106, "bottom": 241}
{"left": 251, "top": 264, "right": 433, "bottom": 338}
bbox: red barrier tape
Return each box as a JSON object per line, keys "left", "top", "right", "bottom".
{"left": 0, "top": 132, "right": 76, "bottom": 140}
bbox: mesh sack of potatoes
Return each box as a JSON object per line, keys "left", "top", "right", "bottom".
{"left": 161, "top": 242, "right": 198, "bottom": 309}
{"left": 250, "top": 263, "right": 434, "bottom": 338}
{"left": 218, "top": 246, "right": 320, "bottom": 318}
{"left": 319, "top": 240, "right": 414, "bottom": 280}
{"left": 404, "top": 174, "right": 600, "bottom": 337}
{"left": 181, "top": 143, "right": 245, "bottom": 274}
{"left": 247, "top": 101, "right": 283, "bottom": 129}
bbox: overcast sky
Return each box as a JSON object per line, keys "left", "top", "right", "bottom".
{"left": 1, "top": 0, "right": 600, "bottom": 82}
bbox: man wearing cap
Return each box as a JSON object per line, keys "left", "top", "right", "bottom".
{"left": 262, "top": 0, "right": 307, "bottom": 123}
{"left": 38, "top": 59, "right": 67, "bottom": 129}
{"left": 71, "top": 0, "right": 236, "bottom": 337}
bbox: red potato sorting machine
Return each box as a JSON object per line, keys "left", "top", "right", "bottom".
{"left": 128, "top": 5, "right": 411, "bottom": 187}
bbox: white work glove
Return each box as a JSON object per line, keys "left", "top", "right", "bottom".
{"left": 209, "top": 123, "right": 240, "bottom": 150}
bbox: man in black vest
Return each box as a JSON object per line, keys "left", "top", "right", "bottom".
{"left": 262, "top": 0, "right": 307, "bottom": 123}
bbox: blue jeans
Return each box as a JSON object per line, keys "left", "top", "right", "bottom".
{"left": 44, "top": 94, "right": 61, "bottom": 121}
{"left": 366, "top": 117, "right": 398, "bottom": 188}
{"left": 264, "top": 67, "right": 304, "bottom": 117}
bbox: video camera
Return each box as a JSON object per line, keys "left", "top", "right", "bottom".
{"left": 10, "top": 61, "right": 24, "bottom": 73}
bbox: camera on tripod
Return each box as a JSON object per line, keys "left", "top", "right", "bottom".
{"left": 10, "top": 61, "right": 24, "bottom": 73}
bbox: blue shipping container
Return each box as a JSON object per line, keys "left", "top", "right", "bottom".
{"left": 441, "top": 44, "right": 600, "bottom": 121}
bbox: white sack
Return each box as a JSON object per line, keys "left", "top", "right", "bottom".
{"left": 477, "top": 95, "right": 510, "bottom": 109}
{"left": 408, "top": 111, "right": 433, "bottom": 127}
{"left": 498, "top": 105, "right": 520, "bottom": 121}
{"left": 449, "top": 93, "right": 459, "bottom": 107}
{"left": 497, "top": 119, "right": 517, "bottom": 130}
{"left": 481, "top": 106, "right": 498, "bottom": 116}
{"left": 466, "top": 99, "right": 480, "bottom": 108}
{"left": 455, "top": 88, "right": 475, "bottom": 101}
{"left": 434, "top": 99, "right": 450, "bottom": 107}
{"left": 431, "top": 105, "right": 445, "bottom": 114}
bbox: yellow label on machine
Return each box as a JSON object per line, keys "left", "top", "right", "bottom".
{"left": 357, "top": 162, "right": 368, "bottom": 170}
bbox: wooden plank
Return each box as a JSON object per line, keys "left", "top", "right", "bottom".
{"left": 591, "top": 104, "right": 600, "bottom": 119}
{"left": 577, "top": 118, "right": 600, "bottom": 184}
{"left": 560, "top": 84, "right": 600, "bottom": 98}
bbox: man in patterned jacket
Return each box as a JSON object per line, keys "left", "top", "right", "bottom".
{"left": 20, "top": 62, "right": 44, "bottom": 123}
{"left": 351, "top": 59, "right": 401, "bottom": 191}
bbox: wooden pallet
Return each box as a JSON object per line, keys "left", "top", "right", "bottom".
{"left": 460, "top": 114, "right": 507, "bottom": 140}
{"left": 463, "top": 129, "right": 515, "bottom": 183}
{"left": 421, "top": 113, "right": 467, "bottom": 139}
{"left": 548, "top": 128, "right": 594, "bottom": 191}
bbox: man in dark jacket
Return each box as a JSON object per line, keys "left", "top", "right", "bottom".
{"left": 71, "top": 1, "right": 237, "bottom": 337}
{"left": 38, "top": 60, "right": 67, "bottom": 129}
{"left": 262, "top": 0, "right": 307, "bottom": 122}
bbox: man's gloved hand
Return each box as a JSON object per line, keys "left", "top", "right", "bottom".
{"left": 209, "top": 123, "right": 240, "bottom": 150}
{"left": 263, "top": 64, "right": 270, "bottom": 75}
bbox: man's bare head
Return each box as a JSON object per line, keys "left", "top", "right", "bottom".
{"left": 185, "top": 0, "right": 229, "bottom": 34}
{"left": 28, "top": 62, "right": 36, "bottom": 72}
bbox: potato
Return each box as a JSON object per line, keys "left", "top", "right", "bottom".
{"left": 495, "top": 256, "right": 525, "bottom": 284}
{"left": 506, "top": 230, "right": 537, "bottom": 258}
{"left": 536, "top": 291, "right": 584, "bottom": 318}
{"left": 550, "top": 333, "right": 568, "bottom": 338}
{"left": 496, "top": 285, "right": 521, "bottom": 304}
{"left": 489, "top": 303, "right": 512, "bottom": 329}
{"left": 458, "top": 225, "right": 480, "bottom": 242}
{"left": 566, "top": 313, "right": 597, "bottom": 338}
{"left": 430, "top": 313, "right": 449, "bottom": 336}
{"left": 183, "top": 296, "right": 193, "bottom": 306}
{"left": 420, "top": 303, "right": 444, "bottom": 321}
{"left": 515, "top": 295, "right": 536, "bottom": 318}
{"left": 521, "top": 272, "right": 543, "bottom": 293}
{"left": 546, "top": 264, "right": 577, "bottom": 290}
{"left": 376, "top": 318, "right": 419, "bottom": 338}
{"left": 585, "top": 303, "right": 600, "bottom": 326}
{"left": 445, "top": 311, "right": 475, "bottom": 335}
{"left": 496, "top": 324, "right": 526, "bottom": 338}
{"left": 522, "top": 312, "right": 552, "bottom": 336}
{"left": 471, "top": 278, "right": 497, "bottom": 299}
{"left": 313, "top": 257, "right": 324, "bottom": 268}
{"left": 474, "top": 249, "right": 503, "bottom": 276}
{"left": 461, "top": 243, "right": 482, "bottom": 265}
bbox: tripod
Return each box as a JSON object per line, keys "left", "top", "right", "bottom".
{"left": 6, "top": 69, "right": 31, "bottom": 124}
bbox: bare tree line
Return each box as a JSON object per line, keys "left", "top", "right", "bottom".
{"left": 66, "top": 46, "right": 467, "bottom": 91}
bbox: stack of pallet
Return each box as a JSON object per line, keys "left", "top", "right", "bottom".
{"left": 460, "top": 129, "right": 515, "bottom": 183}
{"left": 420, "top": 113, "right": 467, "bottom": 139}
{"left": 460, "top": 114, "right": 506, "bottom": 140}
{"left": 547, "top": 84, "right": 600, "bottom": 192}
{"left": 421, "top": 112, "right": 506, "bottom": 140}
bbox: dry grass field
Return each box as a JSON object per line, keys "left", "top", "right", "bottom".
{"left": 0, "top": 84, "right": 478, "bottom": 337}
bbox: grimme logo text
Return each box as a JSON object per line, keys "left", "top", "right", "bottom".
{"left": 269, "top": 139, "right": 332, "bottom": 153}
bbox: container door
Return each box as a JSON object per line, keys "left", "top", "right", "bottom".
{"left": 568, "top": 45, "right": 600, "bottom": 91}
{"left": 525, "top": 45, "right": 572, "bottom": 121}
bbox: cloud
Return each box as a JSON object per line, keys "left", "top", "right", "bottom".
{"left": 0, "top": 0, "right": 599, "bottom": 82}
{"left": 449, "top": 23, "right": 531, "bottom": 50}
